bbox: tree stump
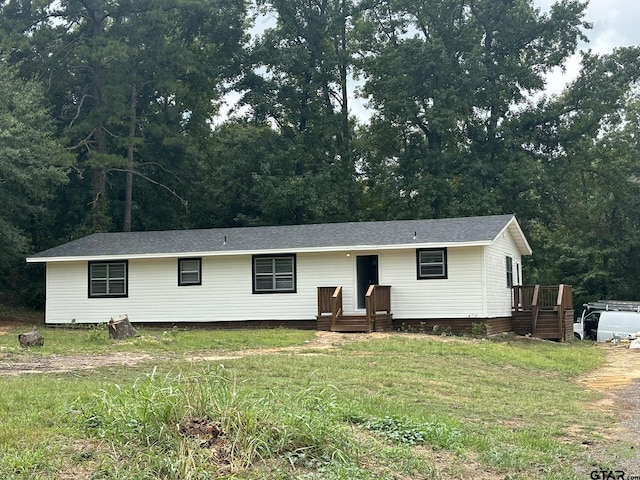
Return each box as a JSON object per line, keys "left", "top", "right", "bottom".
{"left": 108, "top": 314, "right": 138, "bottom": 340}
{"left": 18, "top": 327, "right": 44, "bottom": 348}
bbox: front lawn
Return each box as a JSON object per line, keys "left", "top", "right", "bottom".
{"left": 0, "top": 326, "right": 620, "bottom": 479}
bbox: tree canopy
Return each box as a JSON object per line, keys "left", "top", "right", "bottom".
{"left": 0, "top": 61, "right": 70, "bottom": 302}
{"left": 2, "top": 0, "right": 640, "bottom": 308}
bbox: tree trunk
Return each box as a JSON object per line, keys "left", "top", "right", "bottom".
{"left": 124, "top": 61, "right": 138, "bottom": 232}
{"left": 88, "top": 3, "right": 110, "bottom": 232}
{"left": 108, "top": 314, "right": 139, "bottom": 340}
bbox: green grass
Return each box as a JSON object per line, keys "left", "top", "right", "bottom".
{"left": 0, "top": 327, "right": 622, "bottom": 479}
{"left": 0, "top": 324, "right": 316, "bottom": 355}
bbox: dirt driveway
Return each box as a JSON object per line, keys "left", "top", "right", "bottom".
{"left": 576, "top": 344, "right": 640, "bottom": 422}
{"left": 571, "top": 343, "right": 640, "bottom": 476}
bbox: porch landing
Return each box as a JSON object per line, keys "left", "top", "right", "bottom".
{"left": 316, "top": 286, "right": 392, "bottom": 333}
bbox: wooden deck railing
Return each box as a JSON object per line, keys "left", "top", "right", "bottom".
{"left": 318, "top": 285, "right": 392, "bottom": 333}
{"left": 365, "top": 285, "right": 391, "bottom": 333}
{"left": 555, "top": 284, "right": 573, "bottom": 340}
{"left": 512, "top": 285, "right": 568, "bottom": 312}
{"left": 331, "top": 286, "right": 343, "bottom": 330}
{"left": 317, "top": 286, "right": 343, "bottom": 329}
{"left": 317, "top": 286, "right": 336, "bottom": 318}
{"left": 531, "top": 285, "right": 540, "bottom": 333}
{"left": 512, "top": 284, "right": 573, "bottom": 341}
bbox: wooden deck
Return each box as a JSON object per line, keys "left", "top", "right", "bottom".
{"left": 512, "top": 284, "right": 573, "bottom": 341}
{"left": 317, "top": 283, "right": 573, "bottom": 341}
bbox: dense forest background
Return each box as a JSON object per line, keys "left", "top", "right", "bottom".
{"left": 1, "top": 0, "right": 639, "bottom": 311}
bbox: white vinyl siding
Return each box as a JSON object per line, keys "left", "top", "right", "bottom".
{"left": 381, "top": 247, "right": 484, "bottom": 319}
{"left": 43, "top": 239, "right": 521, "bottom": 324}
{"left": 484, "top": 229, "right": 522, "bottom": 317}
{"left": 45, "top": 253, "right": 354, "bottom": 324}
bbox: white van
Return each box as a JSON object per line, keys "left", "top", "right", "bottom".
{"left": 595, "top": 311, "right": 640, "bottom": 342}
{"left": 574, "top": 301, "right": 640, "bottom": 340}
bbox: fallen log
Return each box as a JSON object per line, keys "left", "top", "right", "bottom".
{"left": 108, "top": 314, "right": 138, "bottom": 340}
{"left": 18, "top": 327, "right": 44, "bottom": 348}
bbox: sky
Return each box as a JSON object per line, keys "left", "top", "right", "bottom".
{"left": 220, "top": 0, "right": 640, "bottom": 123}
{"left": 342, "top": 0, "right": 640, "bottom": 120}
{"left": 535, "top": 0, "right": 640, "bottom": 95}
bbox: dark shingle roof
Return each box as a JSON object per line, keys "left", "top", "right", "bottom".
{"left": 27, "top": 214, "right": 529, "bottom": 261}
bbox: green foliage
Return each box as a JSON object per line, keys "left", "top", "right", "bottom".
{"left": 397, "top": 321, "right": 427, "bottom": 334}
{"left": 432, "top": 324, "right": 453, "bottom": 336}
{"left": 0, "top": 62, "right": 70, "bottom": 303}
{"left": 78, "top": 366, "right": 356, "bottom": 478}
{"left": 471, "top": 322, "right": 487, "bottom": 337}
{"left": 526, "top": 47, "right": 640, "bottom": 302}
{"left": 1, "top": 0, "right": 640, "bottom": 309}
{"left": 0, "top": 0, "right": 249, "bottom": 234}
{"left": 234, "top": 0, "right": 359, "bottom": 224}
{"left": 350, "top": 415, "right": 465, "bottom": 450}
{"left": 354, "top": 0, "right": 590, "bottom": 219}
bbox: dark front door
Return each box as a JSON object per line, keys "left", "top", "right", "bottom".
{"left": 357, "top": 255, "right": 379, "bottom": 309}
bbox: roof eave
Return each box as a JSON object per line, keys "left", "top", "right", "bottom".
{"left": 25, "top": 240, "right": 493, "bottom": 263}
{"left": 496, "top": 216, "right": 533, "bottom": 256}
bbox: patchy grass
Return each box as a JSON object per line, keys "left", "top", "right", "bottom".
{"left": 0, "top": 324, "right": 316, "bottom": 355}
{"left": 0, "top": 328, "right": 621, "bottom": 479}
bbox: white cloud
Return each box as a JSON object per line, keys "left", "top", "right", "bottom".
{"left": 536, "top": 0, "right": 640, "bottom": 95}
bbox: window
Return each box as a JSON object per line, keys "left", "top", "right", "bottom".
{"left": 179, "top": 258, "right": 201, "bottom": 286}
{"left": 89, "top": 261, "right": 128, "bottom": 297}
{"left": 253, "top": 254, "right": 296, "bottom": 293}
{"left": 506, "top": 256, "right": 514, "bottom": 288}
{"left": 416, "top": 249, "right": 447, "bottom": 279}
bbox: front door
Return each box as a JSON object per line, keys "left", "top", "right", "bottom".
{"left": 356, "top": 255, "right": 379, "bottom": 309}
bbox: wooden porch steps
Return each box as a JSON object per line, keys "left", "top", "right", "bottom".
{"left": 332, "top": 314, "right": 369, "bottom": 332}
{"left": 534, "top": 311, "right": 573, "bottom": 339}
{"left": 317, "top": 313, "right": 393, "bottom": 333}
{"left": 512, "top": 285, "right": 574, "bottom": 341}
{"left": 317, "top": 285, "right": 393, "bottom": 333}
{"left": 317, "top": 314, "right": 368, "bottom": 332}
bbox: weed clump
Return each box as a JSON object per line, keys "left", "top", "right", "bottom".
{"left": 347, "top": 415, "right": 465, "bottom": 451}
{"left": 77, "top": 366, "right": 359, "bottom": 478}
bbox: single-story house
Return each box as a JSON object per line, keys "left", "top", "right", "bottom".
{"left": 25, "top": 214, "right": 562, "bottom": 336}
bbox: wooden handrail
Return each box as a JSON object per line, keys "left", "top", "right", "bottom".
{"left": 513, "top": 285, "right": 571, "bottom": 312}
{"left": 365, "top": 285, "right": 375, "bottom": 333}
{"left": 317, "top": 286, "right": 336, "bottom": 317}
{"left": 512, "top": 284, "right": 573, "bottom": 341}
{"left": 331, "top": 286, "right": 343, "bottom": 330}
{"left": 531, "top": 284, "right": 540, "bottom": 333}
{"left": 365, "top": 285, "right": 391, "bottom": 334}
{"left": 555, "top": 284, "right": 573, "bottom": 341}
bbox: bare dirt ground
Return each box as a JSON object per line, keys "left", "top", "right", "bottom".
{"left": 577, "top": 344, "right": 640, "bottom": 408}
{"left": 576, "top": 344, "right": 640, "bottom": 474}
{"left": 0, "top": 324, "right": 374, "bottom": 375}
